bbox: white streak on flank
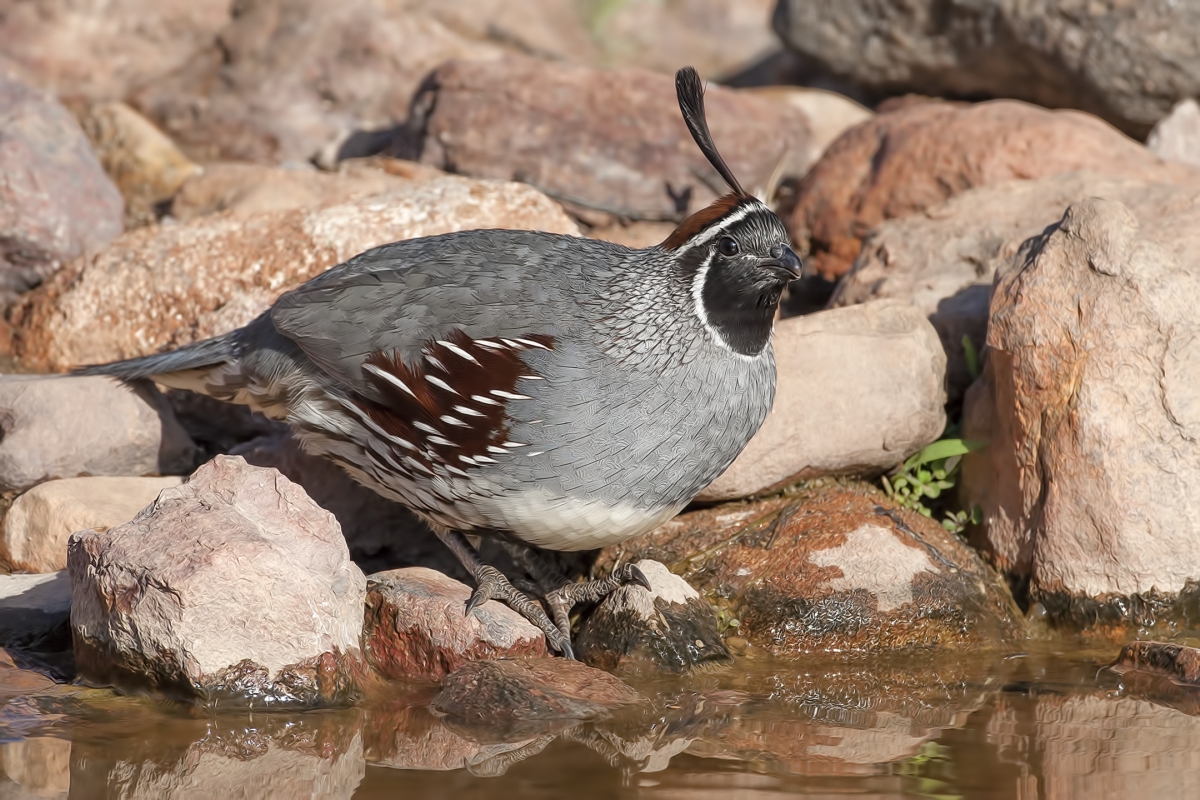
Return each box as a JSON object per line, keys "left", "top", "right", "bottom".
{"left": 428, "top": 435, "right": 454, "bottom": 447}
{"left": 501, "top": 338, "right": 521, "bottom": 348}
{"left": 491, "top": 389, "right": 531, "bottom": 400}
{"left": 475, "top": 339, "right": 505, "bottom": 350}
{"left": 437, "top": 340, "right": 481, "bottom": 365}
{"left": 446, "top": 465, "right": 470, "bottom": 477}
{"left": 440, "top": 414, "right": 470, "bottom": 427}
{"left": 503, "top": 441, "right": 527, "bottom": 448}
{"left": 472, "top": 394, "right": 502, "bottom": 406}
{"left": 425, "top": 375, "right": 458, "bottom": 394}
{"left": 487, "top": 445, "right": 507, "bottom": 454}
{"left": 336, "top": 398, "right": 416, "bottom": 450}
{"left": 364, "top": 363, "right": 416, "bottom": 398}
{"left": 516, "top": 338, "right": 551, "bottom": 350}
{"left": 526, "top": 451, "right": 544, "bottom": 457}
{"left": 459, "top": 454, "right": 478, "bottom": 465}
{"left": 518, "top": 375, "right": 543, "bottom": 380}
{"left": 424, "top": 354, "right": 447, "bottom": 372}
{"left": 403, "top": 456, "right": 433, "bottom": 475}
{"left": 473, "top": 455, "right": 497, "bottom": 464}
{"left": 412, "top": 421, "right": 439, "bottom": 435}
{"left": 453, "top": 404, "right": 485, "bottom": 417}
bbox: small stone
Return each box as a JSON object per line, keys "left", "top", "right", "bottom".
{"left": 68, "top": 455, "right": 367, "bottom": 706}
{"left": 575, "top": 560, "right": 729, "bottom": 673}
{"left": 1, "top": 476, "right": 183, "bottom": 573}
{"left": 0, "top": 572, "right": 71, "bottom": 649}
{"left": 1111, "top": 642, "right": 1200, "bottom": 685}
{"left": 432, "top": 658, "right": 642, "bottom": 725}
{"left": 1148, "top": 99, "right": 1200, "bottom": 167}
{"left": 0, "top": 377, "right": 196, "bottom": 493}
{"left": 364, "top": 567, "right": 547, "bottom": 682}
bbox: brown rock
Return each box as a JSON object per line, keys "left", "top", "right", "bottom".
{"left": 790, "top": 100, "right": 1196, "bottom": 280}
{"left": 741, "top": 85, "right": 873, "bottom": 159}
{"left": 76, "top": 102, "right": 202, "bottom": 228}
{"left": 696, "top": 301, "right": 946, "bottom": 502}
{"left": 1148, "top": 99, "right": 1200, "bottom": 168}
{"left": 2, "top": 476, "right": 181, "bottom": 574}
{"left": 432, "top": 658, "right": 642, "bottom": 725}
{"left": 0, "top": 72, "right": 123, "bottom": 301}
{"left": 961, "top": 198, "right": 1200, "bottom": 621}
{"left": 0, "top": 377, "right": 196, "bottom": 492}
{"left": 1111, "top": 642, "right": 1200, "bottom": 686}
{"left": 0, "top": 572, "right": 71, "bottom": 649}
{"left": 68, "top": 455, "right": 367, "bottom": 706}
{"left": 575, "top": 560, "right": 729, "bottom": 673}
{"left": 12, "top": 175, "right": 579, "bottom": 372}
{"left": 409, "top": 56, "right": 816, "bottom": 224}
{"left": 599, "top": 482, "right": 1025, "bottom": 655}
{"left": 363, "top": 567, "right": 547, "bottom": 682}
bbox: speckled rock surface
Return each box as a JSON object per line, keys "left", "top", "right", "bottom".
{"left": 599, "top": 482, "right": 1025, "bottom": 656}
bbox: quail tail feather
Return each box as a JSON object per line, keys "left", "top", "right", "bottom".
{"left": 71, "top": 332, "right": 238, "bottom": 383}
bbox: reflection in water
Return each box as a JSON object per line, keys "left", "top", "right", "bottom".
{"left": 6, "top": 649, "right": 1200, "bottom": 797}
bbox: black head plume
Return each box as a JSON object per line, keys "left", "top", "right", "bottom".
{"left": 675, "top": 66, "right": 747, "bottom": 198}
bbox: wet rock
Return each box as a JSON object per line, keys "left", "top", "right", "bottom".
{"left": 1148, "top": 99, "right": 1200, "bottom": 168}
{"left": 1, "top": 476, "right": 182, "bottom": 573}
{"left": 575, "top": 560, "right": 729, "bottom": 673}
{"left": 1111, "top": 642, "right": 1200, "bottom": 686}
{"left": 697, "top": 301, "right": 945, "bottom": 502}
{"left": 76, "top": 102, "right": 202, "bottom": 228}
{"left": 0, "top": 573, "right": 70, "bottom": 649}
{"left": 68, "top": 455, "right": 367, "bottom": 706}
{"left": 0, "top": 377, "right": 196, "bottom": 492}
{"left": 961, "top": 198, "right": 1200, "bottom": 623}
{"left": 0, "top": 72, "right": 123, "bottom": 302}
{"left": 790, "top": 99, "right": 1194, "bottom": 280}
{"left": 363, "top": 567, "right": 547, "bottom": 682}
{"left": 0, "top": 736, "right": 70, "bottom": 798}
{"left": 13, "top": 176, "right": 579, "bottom": 372}
{"left": 831, "top": 173, "right": 1200, "bottom": 402}
{"left": 432, "top": 658, "right": 642, "bottom": 726}
{"left": 741, "top": 85, "right": 873, "bottom": 159}
{"left": 408, "top": 56, "right": 816, "bottom": 225}
{"left": 599, "top": 482, "right": 1025, "bottom": 655}
{"left": 772, "top": 0, "right": 1200, "bottom": 139}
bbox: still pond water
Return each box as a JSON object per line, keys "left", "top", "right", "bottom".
{"left": 2, "top": 642, "right": 1198, "bottom": 799}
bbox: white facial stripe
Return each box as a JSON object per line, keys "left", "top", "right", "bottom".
{"left": 689, "top": 245, "right": 770, "bottom": 361}
{"left": 676, "top": 202, "right": 758, "bottom": 255}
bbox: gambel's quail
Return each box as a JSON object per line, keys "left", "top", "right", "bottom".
{"left": 76, "top": 67, "right": 803, "bottom": 657}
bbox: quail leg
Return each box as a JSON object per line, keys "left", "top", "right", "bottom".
{"left": 434, "top": 530, "right": 575, "bottom": 658}
{"left": 501, "top": 542, "right": 651, "bottom": 641}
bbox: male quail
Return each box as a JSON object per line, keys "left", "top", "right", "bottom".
{"left": 76, "top": 67, "right": 803, "bottom": 657}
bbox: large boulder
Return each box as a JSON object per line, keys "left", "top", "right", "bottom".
{"left": 771, "top": 0, "right": 1200, "bottom": 139}
{"left": 407, "top": 56, "right": 817, "bottom": 225}
{"left": 0, "top": 572, "right": 71, "bottom": 649}
{"left": 961, "top": 198, "right": 1200, "bottom": 625}
{"left": 68, "top": 455, "right": 367, "bottom": 706}
{"left": 0, "top": 72, "right": 123, "bottom": 301}
{"left": 697, "top": 300, "right": 945, "bottom": 502}
{"left": 789, "top": 99, "right": 1195, "bottom": 280}
{"left": 0, "top": 377, "right": 195, "bottom": 492}
{"left": 12, "top": 175, "right": 579, "bottom": 372}
{"left": 600, "top": 482, "right": 1025, "bottom": 656}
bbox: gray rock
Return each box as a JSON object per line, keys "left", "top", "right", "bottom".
{"left": 0, "top": 72, "right": 123, "bottom": 301}
{"left": 772, "top": 0, "right": 1200, "bottom": 138}
{"left": 575, "top": 560, "right": 729, "bottom": 673}
{"left": 68, "top": 455, "right": 367, "bottom": 706}
{"left": 1147, "top": 99, "right": 1200, "bottom": 168}
{"left": 961, "top": 198, "right": 1200, "bottom": 623}
{"left": 0, "top": 572, "right": 71, "bottom": 649}
{"left": 696, "top": 300, "right": 946, "bottom": 502}
{"left": 0, "top": 376, "right": 196, "bottom": 492}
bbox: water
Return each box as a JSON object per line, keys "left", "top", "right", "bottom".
{"left": 2, "top": 642, "right": 1198, "bottom": 799}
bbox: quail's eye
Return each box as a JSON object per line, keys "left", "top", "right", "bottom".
{"left": 717, "top": 236, "right": 740, "bottom": 257}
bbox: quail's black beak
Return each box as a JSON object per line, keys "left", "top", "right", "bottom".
{"left": 769, "top": 244, "right": 804, "bottom": 281}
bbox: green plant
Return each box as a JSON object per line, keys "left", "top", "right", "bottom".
{"left": 882, "top": 439, "right": 983, "bottom": 533}
{"left": 962, "top": 334, "right": 981, "bottom": 381}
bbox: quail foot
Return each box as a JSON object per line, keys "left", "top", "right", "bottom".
{"left": 75, "top": 67, "right": 803, "bottom": 658}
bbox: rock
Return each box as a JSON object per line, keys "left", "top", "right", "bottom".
{"left": 407, "top": 56, "right": 816, "bottom": 224}
{"left": 76, "top": 102, "right": 202, "bottom": 228}
{"left": 363, "top": 568, "right": 547, "bottom": 682}
{"left": 67, "top": 455, "right": 367, "bottom": 706}
{"left": 1111, "top": 642, "right": 1200, "bottom": 686}
{"left": 575, "top": 560, "right": 729, "bottom": 673}
{"left": 0, "top": 0, "right": 230, "bottom": 101}
{"left": 696, "top": 301, "right": 946, "bottom": 503}
{"left": 12, "top": 175, "right": 579, "bottom": 372}
{"left": 961, "top": 198, "right": 1200, "bottom": 623}
{"left": 0, "top": 573, "right": 71, "bottom": 649}
{"left": 789, "top": 99, "right": 1195, "bottom": 280}
{"left": 830, "top": 173, "right": 1200, "bottom": 402}
{"left": 0, "top": 736, "right": 71, "bottom": 798}
{"left": 1147, "top": 99, "right": 1200, "bottom": 168}
{"left": 129, "top": 0, "right": 592, "bottom": 165}
{"left": 741, "top": 85, "right": 873, "bottom": 158}
{"left": 431, "top": 658, "right": 642, "bottom": 726}
{"left": 169, "top": 160, "right": 423, "bottom": 222}
{"left": 164, "top": 390, "right": 286, "bottom": 458}
{"left": 0, "top": 377, "right": 196, "bottom": 492}
{"left": 598, "top": 482, "right": 1025, "bottom": 655}
{"left": 771, "top": 0, "right": 1200, "bottom": 139}
{"left": 0, "top": 72, "right": 123, "bottom": 302}
{"left": 1, "top": 476, "right": 183, "bottom": 573}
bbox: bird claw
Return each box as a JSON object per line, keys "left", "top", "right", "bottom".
{"left": 466, "top": 565, "right": 575, "bottom": 658}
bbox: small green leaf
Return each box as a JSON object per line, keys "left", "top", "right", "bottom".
{"left": 963, "top": 334, "right": 981, "bottom": 380}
